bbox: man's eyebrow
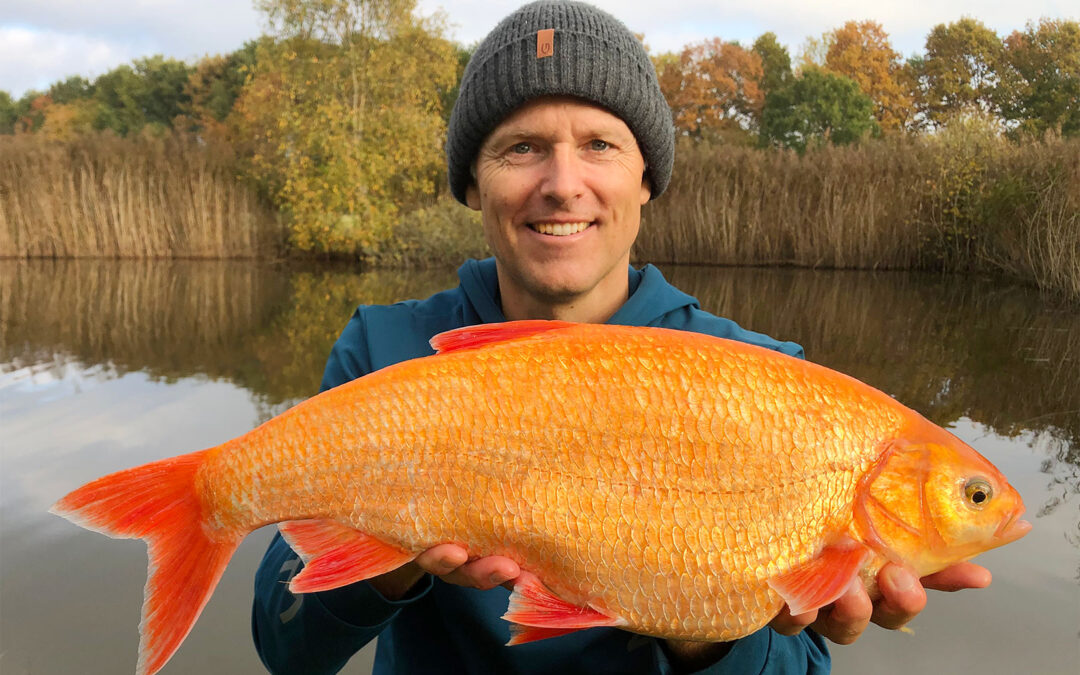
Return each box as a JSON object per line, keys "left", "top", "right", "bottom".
{"left": 487, "top": 126, "right": 630, "bottom": 145}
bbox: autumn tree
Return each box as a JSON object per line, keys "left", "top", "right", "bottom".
{"left": 759, "top": 67, "right": 877, "bottom": 152}
{"left": 174, "top": 43, "right": 258, "bottom": 143}
{"left": 918, "top": 18, "right": 1002, "bottom": 125}
{"left": 996, "top": 19, "right": 1080, "bottom": 137}
{"left": 230, "top": 0, "right": 458, "bottom": 255}
{"left": 11, "top": 93, "right": 48, "bottom": 133}
{"left": 658, "top": 38, "right": 764, "bottom": 141}
{"left": 824, "top": 21, "right": 913, "bottom": 132}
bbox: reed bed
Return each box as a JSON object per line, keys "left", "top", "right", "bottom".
{"left": 0, "top": 133, "right": 282, "bottom": 258}
{"left": 2, "top": 129, "right": 1077, "bottom": 300}
{"left": 639, "top": 133, "right": 1080, "bottom": 300}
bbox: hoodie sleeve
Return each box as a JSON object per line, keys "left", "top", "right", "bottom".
{"left": 650, "top": 628, "right": 829, "bottom": 674}
{"left": 251, "top": 308, "right": 435, "bottom": 674}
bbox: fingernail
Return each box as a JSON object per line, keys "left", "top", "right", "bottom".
{"left": 489, "top": 573, "right": 506, "bottom": 585}
{"left": 885, "top": 565, "right": 916, "bottom": 592}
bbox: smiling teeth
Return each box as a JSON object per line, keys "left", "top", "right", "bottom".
{"left": 533, "top": 222, "right": 590, "bottom": 236}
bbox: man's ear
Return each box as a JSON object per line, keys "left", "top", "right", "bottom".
{"left": 465, "top": 182, "right": 482, "bottom": 211}
{"left": 639, "top": 173, "right": 652, "bottom": 205}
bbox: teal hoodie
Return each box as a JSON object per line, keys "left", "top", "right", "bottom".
{"left": 252, "top": 258, "right": 826, "bottom": 675}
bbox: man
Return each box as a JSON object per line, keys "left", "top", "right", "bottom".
{"left": 252, "top": 2, "right": 990, "bottom": 672}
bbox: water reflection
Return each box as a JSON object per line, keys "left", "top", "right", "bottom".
{"left": 6, "top": 260, "right": 1076, "bottom": 457}
{"left": 2, "top": 259, "right": 1078, "bottom": 674}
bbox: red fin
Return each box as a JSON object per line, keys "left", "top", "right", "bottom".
{"left": 279, "top": 519, "right": 415, "bottom": 593}
{"left": 502, "top": 571, "right": 624, "bottom": 645}
{"left": 430, "top": 320, "right": 577, "bottom": 354}
{"left": 767, "top": 537, "right": 872, "bottom": 616}
{"left": 50, "top": 449, "right": 239, "bottom": 675}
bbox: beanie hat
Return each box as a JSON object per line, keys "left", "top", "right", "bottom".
{"left": 446, "top": 0, "right": 675, "bottom": 204}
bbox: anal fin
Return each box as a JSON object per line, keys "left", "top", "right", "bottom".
{"left": 279, "top": 519, "right": 414, "bottom": 594}
{"left": 502, "top": 571, "right": 624, "bottom": 645}
{"left": 767, "top": 537, "right": 872, "bottom": 616}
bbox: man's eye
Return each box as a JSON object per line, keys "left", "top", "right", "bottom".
{"left": 590, "top": 139, "right": 610, "bottom": 152}
{"left": 511, "top": 142, "right": 532, "bottom": 154}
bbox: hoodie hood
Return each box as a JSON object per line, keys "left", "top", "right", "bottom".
{"left": 456, "top": 258, "right": 699, "bottom": 328}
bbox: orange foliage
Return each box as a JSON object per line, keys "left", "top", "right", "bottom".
{"left": 657, "top": 38, "right": 764, "bottom": 139}
{"left": 825, "top": 21, "right": 914, "bottom": 132}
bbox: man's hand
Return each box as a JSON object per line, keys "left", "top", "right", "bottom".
{"left": 415, "top": 544, "right": 521, "bottom": 590}
{"left": 769, "top": 562, "right": 992, "bottom": 644}
{"left": 367, "top": 543, "right": 519, "bottom": 600}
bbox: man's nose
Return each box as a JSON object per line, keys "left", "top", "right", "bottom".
{"left": 539, "top": 146, "right": 585, "bottom": 204}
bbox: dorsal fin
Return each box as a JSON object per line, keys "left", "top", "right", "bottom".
{"left": 430, "top": 320, "right": 578, "bottom": 354}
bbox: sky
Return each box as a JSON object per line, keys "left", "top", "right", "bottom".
{"left": 1, "top": 0, "right": 1076, "bottom": 98}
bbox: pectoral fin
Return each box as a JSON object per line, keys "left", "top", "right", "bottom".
{"left": 278, "top": 519, "right": 414, "bottom": 593}
{"left": 767, "top": 538, "right": 872, "bottom": 616}
{"left": 502, "top": 571, "right": 625, "bottom": 645}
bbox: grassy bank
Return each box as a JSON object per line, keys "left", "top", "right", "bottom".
{"left": 639, "top": 127, "right": 1080, "bottom": 299}
{"left": 2, "top": 129, "right": 1077, "bottom": 300}
{"left": 0, "top": 133, "right": 281, "bottom": 258}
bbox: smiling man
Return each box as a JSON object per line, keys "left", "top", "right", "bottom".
{"left": 467, "top": 97, "right": 651, "bottom": 322}
{"left": 251, "top": 2, "right": 990, "bottom": 673}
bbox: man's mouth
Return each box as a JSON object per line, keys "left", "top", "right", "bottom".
{"left": 529, "top": 221, "right": 592, "bottom": 236}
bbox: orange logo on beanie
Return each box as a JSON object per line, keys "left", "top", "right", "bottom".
{"left": 537, "top": 29, "right": 554, "bottom": 58}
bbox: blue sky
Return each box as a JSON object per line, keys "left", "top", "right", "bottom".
{"left": 1, "top": 0, "right": 1075, "bottom": 98}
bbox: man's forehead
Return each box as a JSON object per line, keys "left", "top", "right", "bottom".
{"left": 485, "top": 99, "right": 632, "bottom": 142}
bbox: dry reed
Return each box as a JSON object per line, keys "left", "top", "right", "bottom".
{"left": 639, "top": 134, "right": 1080, "bottom": 301}
{"left": 0, "top": 133, "right": 283, "bottom": 258}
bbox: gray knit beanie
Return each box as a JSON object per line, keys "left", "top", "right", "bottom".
{"left": 446, "top": 0, "right": 675, "bottom": 204}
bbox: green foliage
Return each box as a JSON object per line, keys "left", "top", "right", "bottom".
{"left": 377, "top": 196, "right": 488, "bottom": 267}
{"left": 753, "top": 32, "right": 792, "bottom": 95}
{"left": 997, "top": 19, "right": 1080, "bottom": 138}
{"left": 90, "top": 56, "right": 193, "bottom": 135}
{"left": 47, "top": 76, "right": 95, "bottom": 104}
{"left": 0, "top": 91, "right": 15, "bottom": 134}
{"left": 230, "top": 0, "right": 459, "bottom": 257}
{"left": 760, "top": 67, "right": 878, "bottom": 152}
{"left": 917, "top": 115, "right": 1004, "bottom": 265}
{"left": 438, "top": 42, "right": 475, "bottom": 126}
{"left": 920, "top": 18, "right": 1003, "bottom": 124}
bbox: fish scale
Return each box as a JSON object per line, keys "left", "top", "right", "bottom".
{"left": 52, "top": 320, "right": 1029, "bottom": 674}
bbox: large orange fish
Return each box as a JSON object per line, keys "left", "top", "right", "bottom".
{"left": 52, "top": 321, "right": 1030, "bottom": 675}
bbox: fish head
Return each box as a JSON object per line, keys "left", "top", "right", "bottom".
{"left": 855, "top": 429, "right": 1030, "bottom": 577}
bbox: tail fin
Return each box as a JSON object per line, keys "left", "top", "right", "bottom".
{"left": 50, "top": 449, "right": 240, "bottom": 675}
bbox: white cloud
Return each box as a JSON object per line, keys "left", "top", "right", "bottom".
{"left": 0, "top": 27, "right": 137, "bottom": 97}
{"left": 2, "top": 0, "right": 1075, "bottom": 98}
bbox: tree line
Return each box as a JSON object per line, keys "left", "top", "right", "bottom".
{"left": 1, "top": 1, "right": 1077, "bottom": 260}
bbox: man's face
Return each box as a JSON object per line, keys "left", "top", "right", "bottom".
{"left": 466, "top": 97, "right": 651, "bottom": 316}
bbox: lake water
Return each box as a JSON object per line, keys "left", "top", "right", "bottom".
{"left": 2, "top": 259, "right": 1077, "bottom": 674}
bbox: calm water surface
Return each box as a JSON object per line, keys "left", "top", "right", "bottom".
{"left": 2, "top": 260, "right": 1077, "bottom": 674}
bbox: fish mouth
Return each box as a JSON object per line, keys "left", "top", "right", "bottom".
{"left": 995, "top": 508, "right": 1032, "bottom": 543}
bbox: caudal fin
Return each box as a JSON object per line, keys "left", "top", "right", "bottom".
{"left": 50, "top": 449, "right": 240, "bottom": 675}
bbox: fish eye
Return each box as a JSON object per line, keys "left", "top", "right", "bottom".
{"left": 964, "top": 478, "right": 994, "bottom": 508}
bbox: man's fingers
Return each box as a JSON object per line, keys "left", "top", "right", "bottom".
{"left": 448, "top": 557, "right": 521, "bottom": 590}
{"left": 415, "top": 544, "right": 469, "bottom": 575}
{"left": 769, "top": 604, "right": 818, "bottom": 636}
{"left": 870, "top": 564, "right": 926, "bottom": 630}
{"left": 415, "top": 545, "right": 520, "bottom": 590}
{"left": 813, "top": 583, "right": 873, "bottom": 644}
{"left": 920, "top": 562, "right": 991, "bottom": 592}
